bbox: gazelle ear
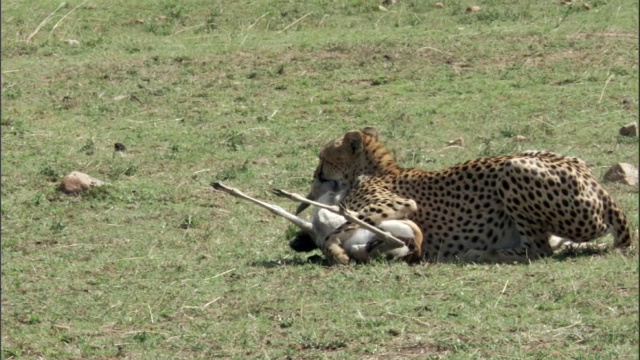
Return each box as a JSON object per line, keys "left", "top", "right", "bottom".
{"left": 344, "top": 131, "right": 364, "bottom": 154}
{"left": 362, "top": 127, "right": 379, "bottom": 140}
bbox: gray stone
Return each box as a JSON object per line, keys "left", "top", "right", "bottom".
{"left": 59, "top": 171, "right": 106, "bottom": 195}
{"left": 619, "top": 122, "right": 638, "bottom": 137}
{"left": 603, "top": 163, "right": 638, "bottom": 187}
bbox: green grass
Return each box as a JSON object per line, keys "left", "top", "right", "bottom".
{"left": 2, "top": 0, "right": 638, "bottom": 358}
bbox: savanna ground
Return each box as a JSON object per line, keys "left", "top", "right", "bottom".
{"left": 1, "top": 0, "right": 639, "bottom": 358}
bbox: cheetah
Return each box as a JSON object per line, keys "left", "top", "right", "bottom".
{"left": 212, "top": 179, "right": 422, "bottom": 264}
{"left": 298, "top": 127, "right": 632, "bottom": 263}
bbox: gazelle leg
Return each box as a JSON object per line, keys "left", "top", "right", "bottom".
{"left": 212, "top": 182, "right": 313, "bottom": 232}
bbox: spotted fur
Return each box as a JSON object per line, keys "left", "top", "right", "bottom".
{"left": 308, "top": 127, "right": 632, "bottom": 263}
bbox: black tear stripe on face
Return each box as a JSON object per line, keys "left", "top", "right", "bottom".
{"left": 317, "top": 160, "right": 329, "bottom": 182}
{"left": 313, "top": 160, "right": 322, "bottom": 180}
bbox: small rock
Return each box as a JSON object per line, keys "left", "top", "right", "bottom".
{"left": 466, "top": 6, "right": 481, "bottom": 12}
{"left": 514, "top": 135, "right": 527, "bottom": 142}
{"left": 433, "top": 2, "right": 444, "bottom": 7}
{"left": 114, "top": 143, "right": 127, "bottom": 152}
{"left": 382, "top": 0, "right": 397, "bottom": 4}
{"left": 583, "top": 3, "right": 590, "bottom": 10}
{"left": 135, "top": 19, "right": 145, "bottom": 24}
{"left": 113, "top": 95, "right": 128, "bottom": 101}
{"left": 64, "top": 39, "right": 80, "bottom": 46}
{"left": 59, "top": 171, "right": 106, "bottom": 195}
{"left": 446, "top": 137, "right": 464, "bottom": 147}
{"left": 603, "top": 163, "right": 638, "bottom": 187}
{"left": 619, "top": 122, "right": 638, "bottom": 137}
{"left": 252, "top": 158, "right": 271, "bottom": 165}
{"left": 621, "top": 98, "right": 631, "bottom": 110}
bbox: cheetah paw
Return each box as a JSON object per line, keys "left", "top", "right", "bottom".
{"left": 461, "top": 249, "right": 489, "bottom": 263}
{"left": 326, "top": 244, "right": 351, "bottom": 266}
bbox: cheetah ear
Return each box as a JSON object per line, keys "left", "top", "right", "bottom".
{"left": 362, "top": 127, "right": 379, "bottom": 140}
{"left": 344, "top": 131, "right": 364, "bottom": 154}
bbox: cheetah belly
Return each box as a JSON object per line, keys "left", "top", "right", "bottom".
{"left": 417, "top": 201, "right": 524, "bottom": 260}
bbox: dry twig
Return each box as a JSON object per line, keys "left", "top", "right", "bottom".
{"left": 278, "top": 12, "right": 313, "bottom": 33}
{"left": 598, "top": 74, "right": 614, "bottom": 103}
{"left": 27, "top": 2, "right": 66, "bottom": 42}
{"left": 50, "top": 0, "right": 87, "bottom": 36}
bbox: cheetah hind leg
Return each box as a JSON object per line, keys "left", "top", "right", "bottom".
{"left": 548, "top": 236, "right": 609, "bottom": 252}
{"left": 463, "top": 235, "right": 610, "bottom": 264}
{"left": 462, "top": 228, "right": 554, "bottom": 264}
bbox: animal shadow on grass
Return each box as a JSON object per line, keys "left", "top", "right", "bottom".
{"left": 249, "top": 254, "right": 328, "bottom": 268}
{"left": 251, "top": 243, "right": 627, "bottom": 268}
{"left": 551, "top": 245, "right": 614, "bottom": 262}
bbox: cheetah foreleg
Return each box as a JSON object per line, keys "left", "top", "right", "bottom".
{"left": 271, "top": 188, "right": 407, "bottom": 249}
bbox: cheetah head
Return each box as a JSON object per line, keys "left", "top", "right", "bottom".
{"left": 296, "top": 127, "right": 380, "bottom": 214}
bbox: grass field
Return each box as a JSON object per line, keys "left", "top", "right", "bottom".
{"left": 2, "top": 0, "right": 639, "bottom": 358}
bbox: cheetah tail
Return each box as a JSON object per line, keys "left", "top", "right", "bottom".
{"left": 606, "top": 202, "right": 633, "bottom": 248}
